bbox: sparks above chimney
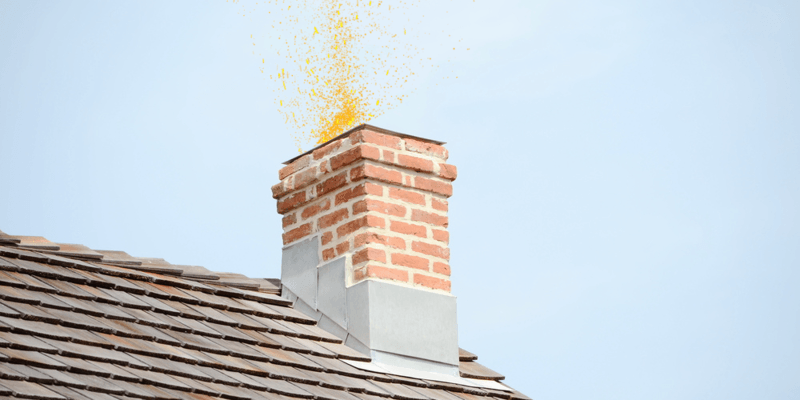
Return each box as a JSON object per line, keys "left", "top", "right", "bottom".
{"left": 273, "top": 125, "right": 459, "bottom": 375}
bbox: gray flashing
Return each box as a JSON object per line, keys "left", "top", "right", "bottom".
{"left": 370, "top": 350, "right": 459, "bottom": 376}
{"left": 281, "top": 237, "right": 319, "bottom": 309}
{"left": 356, "top": 280, "right": 459, "bottom": 366}
{"left": 280, "top": 236, "right": 459, "bottom": 374}
{"left": 317, "top": 258, "right": 347, "bottom": 328}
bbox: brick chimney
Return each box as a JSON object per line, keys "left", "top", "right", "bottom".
{"left": 273, "top": 125, "right": 459, "bottom": 375}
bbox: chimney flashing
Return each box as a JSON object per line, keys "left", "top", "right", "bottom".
{"left": 282, "top": 124, "right": 446, "bottom": 165}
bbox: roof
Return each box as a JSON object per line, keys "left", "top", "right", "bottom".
{"left": 0, "top": 230, "right": 529, "bottom": 400}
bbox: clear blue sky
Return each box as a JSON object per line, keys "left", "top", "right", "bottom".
{"left": 1, "top": 1, "right": 799, "bottom": 399}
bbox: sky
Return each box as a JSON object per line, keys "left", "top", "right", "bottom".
{"left": 1, "top": 1, "right": 799, "bottom": 399}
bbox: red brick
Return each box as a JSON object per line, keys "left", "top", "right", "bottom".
{"left": 433, "top": 262, "right": 451, "bottom": 276}
{"left": 277, "top": 191, "right": 306, "bottom": 214}
{"left": 354, "top": 233, "right": 406, "bottom": 250}
{"left": 321, "top": 231, "right": 333, "bottom": 245}
{"left": 390, "top": 221, "right": 427, "bottom": 238}
{"left": 271, "top": 179, "right": 292, "bottom": 198}
{"left": 414, "top": 176, "right": 453, "bottom": 197}
{"left": 382, "top": 149, "right": 395, "bottom": 163}
{"left": 404, "top": 138, "right": 448, "bottom": 160}
{"left": 316, "top": 173, "right": 347, "bottom": 197}
{"left": 365, "top": 182, "right": 384, "bottom": 196}
{"left": 335, "top": 184, "right": 367, "bottom": 206}
{"left": 389, "top": 187, "right": 425, "bottom": 205}
{"left": 301, "top": 199, "right": 331, "bottom": 220}
{"left": 354, "top": 264, "right": 408, "bottom": 283}
{"left": 391, "top": 253, "right": 429, "bottom": 271}
{"left": 322, "top": 248, "right": 336, "bottom": 261}
{"left": 352, "top": 130, "right": 402, "bottom": 150}
{"left": 414, "top": 274, "right": 451, "bottom": 291}
{"left": 350, "top": 164, "right": 403, "bottom": 185}
{"left": 438, "top": 163, "right": 457, "bottom": 181}
{"left": 318, "top": 208, "right": 349, "bottom": 229}
{"left": 336, "top": 215, "right": 385, "bottom": 238}
{"left": 431, "top": 198, "right": 448, "bottom": 211}
{"left": 282, "top": 213, "right": 297, "bottom": 228}
{"left": 293, "top": 166, "right": 319, "bottom": 190}
{"left": 353, "top": 199, "right": 406, "bottom": 217}
{"left": 411, "top": 209, "right": 448, "bottom": 227}
{"left": 278, "top": 155, "right": 310, "bottom": 180}
{"left": 335, "top": 241, "right": 350, "bottom": 255}
{"left": 404, "top": 175, "right": 414, "bottom": 186}
{"left": 319, "top": 160, "right": 330, "bottom": 174}
{"left": 412, "top": 241, "right": 450, "bottom": 260}
{"left": 397, "top": 154, "right": 434, "bottom": 173}
{"left": 330, "top": 145, "right": 381, "bottom": 171}
{"left": 352, "top": 247, "right": 386, "bottom": 265}
{"left": 312, "top": 140, "right": 342, "bottom": 160}
{"left": 282, "top": 223, "right": 312, "bottom": 245}
{"left": 432, "top": 229, "right": 449, "bottom": 243}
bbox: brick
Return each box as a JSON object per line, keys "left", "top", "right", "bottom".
{"left": 336, "top": 215, "right": 385, "bottom": 238}
{"left": 411, "top": 209, "right": 448, "bottom": 227}
{"left": 404, "top": 138, "right": 448, "bottom": 160}
{"left": 312, "top": 140, "right": 342, "bottom": 160}
{"left": 433, "top": 262, "right": 451, "bottom": 276}
{"left": 404, "top": 175, "right": 414, "bottom": 186}
{"left": 412, "top": 241, "right": 450, "bottom": 260}
{"left": 335, "top": 184, "right": 367, "bottom": 206}
{"left": 353, "top": 199, "right": 406, "bottom": 217}
{"left": 352, "top": 130, "right": 402, "bottom": 150}
{"left": 354, "top": 233, "right": 406, "bottom": 250}
{"left": 293, "top": 166, "right": 319, "bottom": 190}
{"left": 432, "top": 229, "right": 449, "bottom": 243}
{"left": 352, "top": 247, "right": 386, "bottom": 265}
{"left": 365, "top": 182, "right": 384, "bottom": 196}
{"left": 391, "top": 253, "right": 429, "bottom": 271}
{"left": 301, "top": 199, "right": 331, "bottom": 220}
{"left": 431, "top": 198, "right": 448, "bottom": 211}
{"left": 389, "top": 187, "right": 425, "bottom": 205}
{"left": 438, "top": 163, "right": 457, "bottom": 180}
{"left": 322, "top": 248, "right": 336, "bottom": 261}
{"left": 278, "top": 155, "right": 310, "bottom": 180}
{"left": 350, "top": 164, "right": 403, "bottom": 185}
{"left": 335, "top": 241, "right": 350, "bottom": 256}
{"left": 414, "top": 176, "right": 453, "bottom": 197}
{"left": 318, "top": 208, "right": 349, "bottom": 229}
{"left": 277, "top": 191, "right": 306, "bottom": 214}
{"left": 414, "top": 274, "right": 451, "bottom": 291}
{"left": 382, "top": 149, "right": 395, "bottom": 163}
{"left": 282, "top": 223, "right": 312, "bottom": 245}
{"left": 282, "top": 213, "right": 296, "bottom": 228}
{"left": 316, "top": 173, "right": 347, "bottom": 197}
{"left": 271, "top": 179, "right": 292, "bottom": 198}
{"left": 390, "top": 221, "right": 427, "bottom": 238}
{"left": 319, "top": 160, "right": 330, "bottom": 174}
{"left": 330, "top": 145, "right": 381, "bottom": 171}
{"left": 397, "top": 154, "right": 434, "bottom": 173}
{"left": 321, "top": 231, "right": 333, "bottom": 245}
{"left": 354, "top": 265, "right": 408, "bottom": 283}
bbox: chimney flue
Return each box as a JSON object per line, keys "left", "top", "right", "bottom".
{"left": 274, "top": 124, "right": 459, "bottom": 375}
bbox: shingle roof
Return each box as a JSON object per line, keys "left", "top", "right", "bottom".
{"left": 0, "top": 230, "right": 529, "bottom": 400}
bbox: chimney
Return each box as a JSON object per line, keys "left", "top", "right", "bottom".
{"left": 273, "top": 125, "right": 459, "bottom": 375}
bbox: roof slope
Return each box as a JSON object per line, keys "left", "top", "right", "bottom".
{"left": 0, "top": 231, "right": 529, "bottom": 400}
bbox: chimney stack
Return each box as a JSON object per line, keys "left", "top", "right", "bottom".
{"left": 273, "top": 125, "right": 459, "bottom": 375}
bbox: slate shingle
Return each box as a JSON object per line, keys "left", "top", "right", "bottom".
{"left": 0, "top": 239, "right": 527, "bottom": 400}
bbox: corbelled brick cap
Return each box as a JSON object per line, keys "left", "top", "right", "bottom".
{"left": 273, "top": 124, "right": 457, "bottom": 292}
